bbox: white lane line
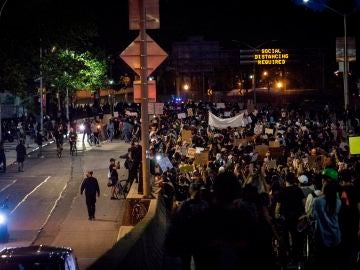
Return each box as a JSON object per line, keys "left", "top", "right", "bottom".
{"left": 0, "top": 180, "right": 17, "bottom": 193}
{"left": 10, "top": 176, "right": 51, "bottom": 214}
{"left": 31, "top": 181, "right": 68, "bottom": 245}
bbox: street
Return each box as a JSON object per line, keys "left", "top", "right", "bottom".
{"left": 0, "top": 137, "right": 129, "bottom": 269}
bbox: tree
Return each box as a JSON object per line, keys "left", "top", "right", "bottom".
{"left": 42, "top": 48, "right": 107, "bottom": 112}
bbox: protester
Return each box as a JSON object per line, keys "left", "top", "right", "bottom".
{"left": 0, "top": 141, "right": 6, "bottom": 173}
{"left": 80, "top": 170, "right": 100, "bottom": 220}
{"left": 15, "top": 140, "right": 27, "bottom": 172}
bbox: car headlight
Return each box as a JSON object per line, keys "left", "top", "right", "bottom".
{"left": 0, "top": 213, "right": 6, "bottom": 225}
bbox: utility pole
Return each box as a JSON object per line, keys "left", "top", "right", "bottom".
{"left": 139, "top": 0, "right": 151, "bottom": 198}
{"left": 39, "top": 39, "right": 44, "bottom": 157}
{"left": 0, "top": 0, "right": 10, "bottom": 141}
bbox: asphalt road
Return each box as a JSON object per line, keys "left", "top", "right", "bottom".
{"left": 0, "top": 137, "right": 130, "bottom": 269}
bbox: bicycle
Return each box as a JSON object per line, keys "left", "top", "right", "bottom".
{"left": 70, "top": 141, "right": 77, "bottom": 156}
{"left": 114, "top": 179, "right": 130, "bottom": 199}
{"left": 56, "top": 144, "right": 63, "bottom": 158}
{"left": 88, "top": 133, "right": 99, "bottom": 146}
{"left": 131, "top": 199, "right": 148, "bottom": 225}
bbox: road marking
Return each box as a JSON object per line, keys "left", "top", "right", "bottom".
{"left": 10, "top": 176, "right": 51, "bottom": 214}
{"left": 0, "top": 179, "right": 17, "bottom": 193}
{"left": 31, "top": 181, "right": 68, "bottom": 245}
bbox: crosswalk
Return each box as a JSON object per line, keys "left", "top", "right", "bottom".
{"left": 3, "top": 141, "right": 42, "bottom": 152}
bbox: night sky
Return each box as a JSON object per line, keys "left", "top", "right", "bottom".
{"left": 1, "top": 0, "right": 360, "bottom": 63}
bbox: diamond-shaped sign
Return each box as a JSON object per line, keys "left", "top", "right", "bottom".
{"left": 120, "top": 33, "right": 168, "bottom": 77}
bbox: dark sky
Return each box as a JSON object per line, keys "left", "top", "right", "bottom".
{"left": 98, "top": 0, "right": 360, "bottom": 54}
{"left": 2, "top": 0, "right": 360, "bottom": 57}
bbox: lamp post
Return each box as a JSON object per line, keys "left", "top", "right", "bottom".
{"left": 303, "top": 0, "right": 349, "bottom": 109}
{"left": 0, "top": 0, "right": 10, "bottom": 141}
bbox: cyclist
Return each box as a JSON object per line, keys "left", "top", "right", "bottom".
{"left": 68, "top": 127, "right": 77, "bottom": 154}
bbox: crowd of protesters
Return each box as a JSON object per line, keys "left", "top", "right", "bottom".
{"left": 115, "top": 100, "right": 360, "bottom": 270}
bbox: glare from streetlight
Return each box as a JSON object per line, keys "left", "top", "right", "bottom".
{"left": 303, "top": 0, "right": 309, "bottom": 3}
{"left": 263, "top": 71, "right": 268, "bottom": 76}
{"left": 183, "top": 83, "right": 190, "bottom": 91}
{"left": 277, "top": 81, "right": 283, "bottom": 89}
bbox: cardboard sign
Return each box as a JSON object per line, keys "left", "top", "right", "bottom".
{"left": 187, "top": 108, "right": 193, "bottom": 116}
{"left": 196, "top": 147, "right": 205, "bottom": 153}
{"left": 194, "top": 151, "right": 209, "bottom": 166}
{"left": 181, "top": 130, "right": 192, "bottom": 142}
{"left": 181, "top": 147, "right": 188, "bottom": 156}
{"left": 234, "top": 138, "right": 248, "bottom": 147}
{"left": 255, "top": 144, "right": 269, "bottom": 158}
{"left": 307, "top": 155, "right": 325, "bottom": 171}
{"left": 177, "top": 113, "right": 186, "bottom": 119}
{"left": 265, "top": 128, "right": 274, "bottom": 135}
{"left": 158, "top": 157, "right": 173, "bottom": 172}
{"left": 269, "top": 140, "right": 280, "bottom": 148}
{"left": 265, "top": 159, "right": 277, "bottom": 169}
{"left": 187, "top": 148, "right": 196, "bottom": 158}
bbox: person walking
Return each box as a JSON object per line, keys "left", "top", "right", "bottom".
{"left": 80, "top": 170, "right": 100, "bottom": 220}
{"left": 0, "top": 141, "right": 6, "bottom": 173}
{"left": 16, "top": 140, "right": 27, "bottom": 172}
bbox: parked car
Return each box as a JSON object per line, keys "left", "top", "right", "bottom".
{"left": 0, "top": 245, "right": 79, "bottom": 270}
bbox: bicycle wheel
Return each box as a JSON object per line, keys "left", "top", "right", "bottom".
{"left": 131, "top": 203, "right": 147, "bottom": 225}
{"left": 117, "top": 180, "right": 128, "bottom": 199}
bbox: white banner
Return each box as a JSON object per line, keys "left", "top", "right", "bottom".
{"left": 208, "top": 111, "right": 248, "bottom": 129}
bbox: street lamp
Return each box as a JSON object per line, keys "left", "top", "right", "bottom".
{"left": 0, "top": 0, "right": 10, "bottom": 141}
{"left": 303, "top": 0, "right": 349, "bottom": 109}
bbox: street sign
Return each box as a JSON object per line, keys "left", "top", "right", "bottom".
{"left": 133, "top": 80, "right": 156, "bottom": 103}
{"left": 129, "top": 0, "right": 160, "bottom": 30}
{"left": 120, "top": 33, "right": 168, "bottom": 76}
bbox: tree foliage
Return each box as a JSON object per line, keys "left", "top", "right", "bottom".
{"left": 42, "top": 49, "right": 107, "bottom": 95}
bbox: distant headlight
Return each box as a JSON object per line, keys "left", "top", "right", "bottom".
{"left": 0, "top": 213, "right": 6, "bottom": 224}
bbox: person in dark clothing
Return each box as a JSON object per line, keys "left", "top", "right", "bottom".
{"left": 108, "top": 158, "right": 120, "bottom": 199}
{"left": 165, "top": 182, "right": 209, "bottom": 270}
{"left": 16, "top": 140, "right": 27, "bottom": 172}
{"left": 275, "top": 172, "right": 305, "bottom": 266}
{"left": 130, "top": 140, "right": 142, "bottom": 183}
{"left": 0, "top": 141, "right": 6, "bottom": 173}
{"left": 80, "top": 171, "right": 100, "bottom": 220}
{"left": 177, "top": 172, "right": 264, "bottom": 270}
{"left": 338, "top": 169, "right": 360, "bottom": 270}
